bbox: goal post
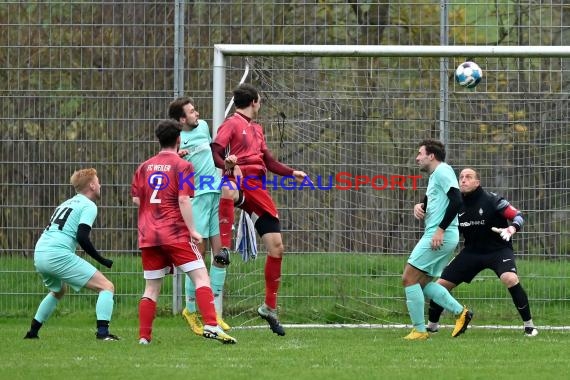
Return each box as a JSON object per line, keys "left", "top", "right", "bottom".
{"left": 212, "top": 44, "right": 570, "bottom": 328}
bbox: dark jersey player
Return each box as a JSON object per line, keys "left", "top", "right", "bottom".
{"left": 427, "top": 168, "right": 538, "bottom": 337}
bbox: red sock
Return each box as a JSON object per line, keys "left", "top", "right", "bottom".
{"left": 219, "top": 197, "right": 235, "bottom": 248}
{"left": 138, "top": 297, "right": 156, "bottom": 341}
{"left": 195, "top": 286, "right": 217, "bottom": 326}
{"left": 264, "top": 256, "right": 282, "bottom": 309}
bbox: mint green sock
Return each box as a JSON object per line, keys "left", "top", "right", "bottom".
{"left": 34, "top": 293, "right": 59, "bottom": 323}
{"left": 405, "top": 284, "right": 426, "bottom": 332}
{"left": 423, "top": 282, "right": 463, "bottom": 315}
{"left": 184, "top": 276, "right": 197, "bottom": 312}
{"left": 95, "top": 290, "right": 114, "bottom": 321}
{"left": 210, "top": 266, "right": 227, "bottom": 315}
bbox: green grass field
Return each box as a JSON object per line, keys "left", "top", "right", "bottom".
{"left": 1, "top": 316, "right": 568, "bottom": 380}
{"left": 2, "top": 253, "right": 568, "bottom": 326}
{"left": 1, "top": 253, "right": 569, "bottom": 379}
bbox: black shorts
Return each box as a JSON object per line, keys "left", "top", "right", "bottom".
{"left": 254, "top": 213, "right": 281, "bottom": 236}
{"left": 440, "top": 247, "right": 518, "bottom": 285}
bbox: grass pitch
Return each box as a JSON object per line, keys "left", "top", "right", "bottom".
{"left": 1, "top": 316, "right": 567, "bottom": 380}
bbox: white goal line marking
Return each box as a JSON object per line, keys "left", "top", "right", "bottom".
{"left": 231, "top": 324, "right": 569, "bottom": 331}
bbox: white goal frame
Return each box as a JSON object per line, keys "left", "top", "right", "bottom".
{"left": 212, "top": 44, "right": 570, "bottom": 143}
{"left": 209, "top": 44, "right": 570, "bottom": 329}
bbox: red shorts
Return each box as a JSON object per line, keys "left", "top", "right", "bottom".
{"left": 140, "top": 241, "right": 205, "bottom": 279}
{"left": 238, "top": 177, "right": 279, "bottom": 220}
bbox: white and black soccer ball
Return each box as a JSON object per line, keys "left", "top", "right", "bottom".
{"left": 455, "top": 61, "right": 483, "bottom": 89}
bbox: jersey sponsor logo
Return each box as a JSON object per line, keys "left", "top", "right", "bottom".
{"left": 459, "top": 219, "right": 486, "bottom": 227}
{"left": 180, "top": 142, "right": 210, "bottom": 156}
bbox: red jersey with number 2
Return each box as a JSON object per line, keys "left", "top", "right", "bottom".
{"left": 131, "top": 151, "right": 195, "bottom": 248}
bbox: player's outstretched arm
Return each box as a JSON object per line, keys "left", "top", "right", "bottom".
{"left": 76, "top": 224, "right": 113, "bottom": 268}
{"left": 262, "top": 148, "right": 300, "bottom": 177}
{"left": 492, "top": 196, "right": 523, "bottom": 241}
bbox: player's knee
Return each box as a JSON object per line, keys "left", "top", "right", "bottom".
{"left": 101, "top": 279, "right": 115, "bottom": 293}
{"left": 269, "top": 241, "right": 285, "bottom": 257}
{"left": 52, "top": 287, "right": 66, "bottom": 299}
{"left": 500, "top": 272, "right": 519, "bottom": 287}
{"left": 437, "top": 278, "right": 455, "bottom": 291}
{"left": 221, "top": 184, "right": 237, "bottom": 199}
{"left": 401, "top": 274, "right": 414, "bottom": 287}
{"left": 142, "top": 286, "right": 161, "bottom": 301}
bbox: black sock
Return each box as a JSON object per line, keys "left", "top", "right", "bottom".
{"left": 97, "top": 320, "right": 110, "bottom": 336}
{"left": 27, "top": 318, "right": 43, "bottom": 336}
{"left": 428, "top": 299, "right": 444, "bottom": 323}
{"left": 508, "top": 283, "right": 532, "bottom": 322}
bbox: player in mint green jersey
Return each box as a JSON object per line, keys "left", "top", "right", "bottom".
{"left": 402, "top": 139, "right": 472, "bottom": 340}
{"left": 24, "top": 168, "right": 118, "bottom": 341}
{"left": 169, "top": 97, "right": 231, "bottom": 335}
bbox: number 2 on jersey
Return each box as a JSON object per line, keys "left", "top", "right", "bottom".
{"left": 150, "top": 176, "right": 162, "bottom": 204}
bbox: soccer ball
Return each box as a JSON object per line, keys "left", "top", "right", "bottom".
{"left": 455, "top": 61, "right": 483, "bottom": 88}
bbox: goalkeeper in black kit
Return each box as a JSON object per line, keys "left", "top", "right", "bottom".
{"left": 427, "top": 168, "right": 538, "bottom": 337}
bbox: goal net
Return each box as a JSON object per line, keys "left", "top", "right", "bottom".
{"left": 216, "top": 46, "right": 570, "bottom": 328}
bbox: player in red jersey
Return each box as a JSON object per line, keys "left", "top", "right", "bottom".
{"left": 212, "top": 84, "right": 307, "bottom": 336}
{"left": 131, "top": 119, "right": 236, "bottom": 344}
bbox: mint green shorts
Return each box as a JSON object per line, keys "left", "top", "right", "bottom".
{"left": 407, "top": 231, "right": 459, "bottom": 278}
{"left": 191, "top": 192, "right": 221, "bottom": 238}
{"left": 34, "top": 250, "right": 97, "bottom": 292}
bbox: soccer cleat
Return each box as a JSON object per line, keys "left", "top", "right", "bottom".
{"left": 182, "top": 308, "right": 204, "bottom": 336}
{"left": 217, "top": 315, "right": 231, "bottom": 331}
{"left": 403, "top": 328, "right": 430, "bottom": 340}
{"left": 24, "top": 332, "right": 39, "bottom": 339}
{"left": 452, "top": 306, "right": 473, "bottom": 337}
{"left": 524, "top": 327, "right": 539, "bottom": 337}
{"left": 214, "top": 247, "right": 231, "bottom": 265}
{"left": 203, "top": 325, "right": 237, "bottom": 344}
{"left": 426, "top": 326, "right": 439, "bottom": 333}
{"left": 139, "top": 338, "right": 150, "bottom": 345}
{"left": 257, "top": 304, "right": 285, "bottom": 336}
{"left": 96, "top": 333, "right": 120, "bottom": 341}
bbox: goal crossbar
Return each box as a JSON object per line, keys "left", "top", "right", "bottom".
{"left": 212, "top": 44, "right": 570, "bottom": 133}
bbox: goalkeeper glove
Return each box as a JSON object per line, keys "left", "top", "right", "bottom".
{"left": 491, "top": 226, "right": 516, "bottom": 242}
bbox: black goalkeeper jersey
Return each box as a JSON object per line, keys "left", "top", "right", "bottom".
{"left": 458, "top": 186, "right": 513, "bottom": 253}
